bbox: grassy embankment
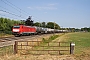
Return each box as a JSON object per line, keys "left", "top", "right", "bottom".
{"left": 26, "top": 33, "right": 70, "bottom": 55}
{"left": 0, "top": 46, "right": 13, "bottom": 56}
{"left": 63, "top": 32, "right": 90, "bottom": 54}
{"left": 0, "top": 33, "right": 13, "bottom": 38}
{"left": 60, "top": 32, "right": 90, "bottom": 59}
{"left": 39, "top": 32, "right": 90, "bottom": 55}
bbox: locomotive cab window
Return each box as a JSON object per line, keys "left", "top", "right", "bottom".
{"left": 13, "top": 26, "right": 20, "bottom": 28}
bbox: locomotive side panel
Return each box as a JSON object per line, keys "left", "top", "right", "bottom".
{"left": 20, "top": 26, "right": 36, "bottom": 35}
{"left": 12, "top": 25, "right": 37, "bottom": 36}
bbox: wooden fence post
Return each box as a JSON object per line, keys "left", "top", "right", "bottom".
{"left": 14, "top": 41, "right": 18, "bottom": 54}
{"left": 70, "top": 42, "right": 75, "bottom": 54}
{"left": 59, "top": 42, "right": 60, "bottom": 47}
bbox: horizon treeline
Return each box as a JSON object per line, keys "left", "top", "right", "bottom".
{"left": 0, "top": 17, "right": 90, "bottom": 34}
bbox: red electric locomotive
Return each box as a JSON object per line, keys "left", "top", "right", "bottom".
{"left": 12, "top": 25, "right": 36, "bottom": 36}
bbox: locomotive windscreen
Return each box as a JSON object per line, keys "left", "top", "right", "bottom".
{"left": 13, "top": 26, "right": 20, "bottom": 28}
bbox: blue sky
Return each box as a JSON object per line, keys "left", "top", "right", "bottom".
{"left": 0, "top": 0, "right": 90, "bottom": 28}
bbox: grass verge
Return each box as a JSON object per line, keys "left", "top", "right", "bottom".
{"left": 0, "top": 45, "right": 13, "bottom": 56}
{"left": 42, "top": 34, "right": 60, "bottom": 43}
{"left": 62, "top": 32, "right": 90, "bottom": 59}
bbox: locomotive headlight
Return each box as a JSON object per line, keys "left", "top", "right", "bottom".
{"left": 13, "top": 29, "right": 19, "bottom": 32}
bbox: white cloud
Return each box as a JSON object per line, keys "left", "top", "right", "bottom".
{"left": 28, "top": 6, "right": 57, "bottom": 10}
{"left": 36, "top": 6, "right": 57, "bottom": 10}
{"left": 28, "top": 3, "right": 58, "bottom": 10}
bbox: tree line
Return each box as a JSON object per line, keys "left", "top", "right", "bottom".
{"left": 0, "top": 17, "right": 60, "bottom": 34}
{"left": 0, "top": 17, "right": 90, "bottom": 35}
{"left": 0, "top": 17, "right": 22, "bottom": 34}
{"left": 65, "top": 27, "right": 90, "bottom": 32}
{"left": 23, "top": 16, "right": 60, "bottom": 29}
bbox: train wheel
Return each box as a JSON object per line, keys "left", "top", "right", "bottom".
{"left": 14, "top": 34, "right": 21, "bottom": 37}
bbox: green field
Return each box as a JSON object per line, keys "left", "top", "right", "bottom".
{"left": 41, "top": 32, "right": 90, "bottom": 55}
{"left": 65, "top": 32, "right": 90, "bottom": 55}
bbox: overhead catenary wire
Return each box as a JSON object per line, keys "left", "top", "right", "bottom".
{"left": 5, "top": 0, "right": 30, "bottom": 16}
{"left": 0, "top": 6, "right": 21, "bottom": 17}
{"left": 0, "top": 0, "right": 21, "bottom": 13}
{"left": 0, "top": 14, "right": 19, "bottom": 20}
{"left": 1, "top": 0, "right": 44, "bottom": 21}
{"left": 0, "top": 0, "right": 46, "bottom": 22}
{"left": 2, "top": 0, "right": 30, "bottom": 16}
{"left": 0, "top": 10, "right": 26, "bottom": 19}
{"left": 0, "top": 0, "right": 27, "bottom": 19}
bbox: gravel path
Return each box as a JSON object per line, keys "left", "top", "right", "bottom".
{"left": 0, "top": 34, "right": 53, "bottom": 47}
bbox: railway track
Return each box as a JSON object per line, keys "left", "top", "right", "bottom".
{"left": 0, "top": 34, "right": 53, "bottom": 47}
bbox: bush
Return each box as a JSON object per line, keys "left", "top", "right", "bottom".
{"left": 42, "top": 35, "right": 59, "bottom": 43}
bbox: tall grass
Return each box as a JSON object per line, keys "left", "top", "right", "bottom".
{"left": 42, "top": 35, "right": 59, "bottom": 43}
{"left": 0, "top": 45, "right": 13, "bottom": 56}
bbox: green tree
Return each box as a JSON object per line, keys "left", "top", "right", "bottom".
{"left": 46, "top": 22, "right": 54, "bottom": 29}
{"left": 46, "top": 22, "right": 60, "bottom": 29}
{"left": 34, "top": 22, "right": 41, "bottom": 27}
{"left": 41, "top": 22, "right": 46, "bottom": 27}
{"left": 0, "top": 17, "right": 22, "bottom": 34}
{"left": 0, "top": 17, "right": 7, "bottom": 31}
{"left": 55, "top": 23, "right": 60, "bottom": 29}
{"left": 81, "top": 27, "right": 90, "bottom": 32}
